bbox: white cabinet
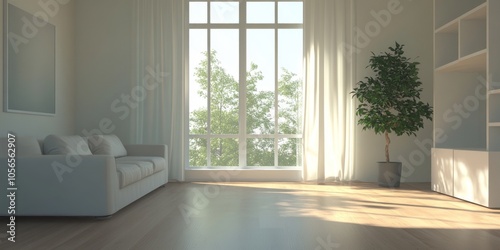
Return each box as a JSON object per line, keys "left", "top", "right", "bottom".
{"left": 433, "top": 0, "right": 500, "bottom": 208}
{"left": 432, "top": 149, "right": 500, "bottom": 207}
{"left": 453, "top": 150, "right": 500, "bottom": 207}
{"left": 431, "top": 148, "right": 454, "bottom": 196}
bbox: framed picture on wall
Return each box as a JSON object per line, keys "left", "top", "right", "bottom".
{"left": 3, "top": 1, "right": 56, "bottom": 115}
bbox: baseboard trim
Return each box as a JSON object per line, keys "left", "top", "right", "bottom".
{"left": 185, "top": 169, "right": 302, "bottom": 182}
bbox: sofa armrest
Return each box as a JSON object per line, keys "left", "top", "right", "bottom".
{"left": 0, "top": 155, "right": 118, "bottom": 216}
{"left": 125, "top": 144, "right": 168, "bottom": 159}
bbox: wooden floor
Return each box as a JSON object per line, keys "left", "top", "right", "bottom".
{"left": 2, "top": 182, "right": 500, "bottom": 250}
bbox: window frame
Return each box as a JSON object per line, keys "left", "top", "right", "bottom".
{"left": 187, "top": 0, "right": 303, "bottom": 169}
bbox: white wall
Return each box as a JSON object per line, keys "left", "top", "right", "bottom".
{"left": 353, "top": 0, "right": 434, "bottom": 182}
{"left": 74, "top": 0, "right": 434, "bottom": 182}
{"left": 0, "top": 0, "right": 76, "bottom": 139}
{"left": 75, "top": 0, "right": 133, "bottom": 143}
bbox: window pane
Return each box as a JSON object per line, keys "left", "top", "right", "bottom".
{"left": 247, "top": 29, "right": 275, "bottom": 134}
{"left": 190, "top": 138, "right": 207, "bottom": 167}
{"left": 278, "top": 2, "right": 303, "bottom": 23}
{"left": 247, "top": 2, "right": 275, "bottom": 23}
{"left": 248, "top": 138, "right": 274, "bottom": 166}
{"left": 279, "top": 138, "right": 302, "bottom": 167}
{"left": 190, "top": 29, "right": 208, "bottom": 134}
{"left": 211, "top": 138, "right": 239, "bottom": 167}
{"left": 278, "top": 29, "right": 303, "bottom": 134}
{"left": 190, "top": 2, "right": 207, "bottom": 24}
{"left": 211, "top": 29, "right": 239, "bottom": 134}
{"left": 211, "top": 2, "right": 239, "bottom": 23}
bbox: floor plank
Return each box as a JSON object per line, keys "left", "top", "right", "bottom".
{"left": 1, "top": 182, "right": 500, "bottom": 250}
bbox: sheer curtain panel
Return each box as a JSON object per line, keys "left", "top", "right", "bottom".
{"left": 131, "top": 0, "right": 186, "bottom": 181}
{"left": 303, "top": 0, "right": 355, "bottom": 183}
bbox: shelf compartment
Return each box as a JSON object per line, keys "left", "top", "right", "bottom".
{"left": 435, "top": 49, "right": 486, "bottom": 72}
{"left": 489, "top": 94, "right": 500, "bottom": 124}
{"left": 462, "top": 2, "right": 487, "bottom": 21}
{"left": 435, "top": 1, "right": 487, "bottom": 30}
{"left": 489, "top": 0, "right": 500, "bottom": 93}
{"left": 460, "top": 19, "right": 486, "bottom": 58}
{"left": 435, "top": 20, "right": 458, "bottom": 34}
{"left": 489, "top": 127, "right": 500, "bottom": 151}
{"left": 435, "top": 32, "right": 458, "bottom": 69}
{"left": 433, "top": 73, "right": 487, "bottom": 149}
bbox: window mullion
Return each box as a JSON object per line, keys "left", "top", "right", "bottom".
{"left": 238, "top": 0, "right": 247, "bottom": 168}
{"left": 274, "top": 0, "right": 279, "bottom": 167}
{"left": 207, "top": 1, "right": 212, "bottom": 167}
{"left": 273, "top": 0, "right": 280, "bottom": 167}
{"left": 184, "top": 0, "right": 191, "bottom": 170}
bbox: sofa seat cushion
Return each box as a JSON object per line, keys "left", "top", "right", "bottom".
{"left": 118, "top": 160, "right": 154, "bottom": 178}
{"left": 116, "top": 163, "right": 143, "bottom": 188}
{"left": 116, "top": 156, "right": 166, "bottom": 173}
{"left": 116, "top": 158, "right": 162, "bottom": 188}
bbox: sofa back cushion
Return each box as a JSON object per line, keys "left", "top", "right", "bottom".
{"left": 88, "top": 134, "right": 127, "bottom": 157}
{"left": 43, "top": 135, "right": 92, "bottom": 155}
{"left": 0, "top": 136, "right": 42, "bottom": 157}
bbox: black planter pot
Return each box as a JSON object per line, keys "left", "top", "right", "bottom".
{"left": 378, "top": 162, "right": 402, "bottom": 188}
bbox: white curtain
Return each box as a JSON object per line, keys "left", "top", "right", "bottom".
{"left": 303, "top": 0, "right": 355, "bottom": 183}
{"left": 131, "top": 0, "right": 186, "bottom": 181}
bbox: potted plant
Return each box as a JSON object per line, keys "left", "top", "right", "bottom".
{"left": 351, "top": 42, "right": 433, "bottom": 187}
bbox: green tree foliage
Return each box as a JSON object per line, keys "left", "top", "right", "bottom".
{"left": 278, "top": 69, "right": 302, "bottom": 166}
{"left": 190, "top": 50, "right": 302, "bottom": 167}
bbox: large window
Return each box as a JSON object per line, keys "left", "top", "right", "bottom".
{"left": 188, "top": 0, "right": 303, "bottom": 168}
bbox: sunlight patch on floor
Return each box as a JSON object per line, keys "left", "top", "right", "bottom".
{"left": 194, "top": 182, "right": 500, "bottom": 229}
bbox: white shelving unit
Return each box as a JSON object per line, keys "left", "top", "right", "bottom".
{"left": 432, "top": 0, "right": 500, "bottom": 208}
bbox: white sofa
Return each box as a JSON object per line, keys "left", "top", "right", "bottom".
{"left": 0, "top": 135, "right": 168, "bottom": 217}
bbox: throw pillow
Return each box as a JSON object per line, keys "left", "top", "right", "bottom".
{"left": 0, "top": 136, "right": 42, "bottom": 157}
{"left": 88, "top": 134, "right": 127, "bottom": 157}
{"left": 43, "top": 135, "right": 92, "bottom": 155}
